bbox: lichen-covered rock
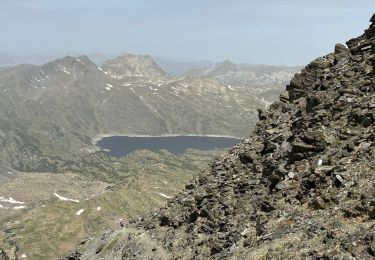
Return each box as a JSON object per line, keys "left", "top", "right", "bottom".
{"left": 67, "top": 13, "right": 375, "bottom": 260}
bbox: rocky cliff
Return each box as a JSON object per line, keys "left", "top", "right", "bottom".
{"left": 67, "top": 14, "right": 375, "bottom": 259}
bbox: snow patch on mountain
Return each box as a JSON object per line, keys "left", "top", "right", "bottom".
{"left": 54, "top": 193, "right": 80, "bottom": 203}
{"left": 0, "top": 196, "right": 25, "bottom": 204}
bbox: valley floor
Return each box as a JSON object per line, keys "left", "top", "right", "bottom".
{"left": 0, "top": 148, "right": 223, "bottom": 259}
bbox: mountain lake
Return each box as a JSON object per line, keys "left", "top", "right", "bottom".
{"left": 95, "top": 135, "right": 241, "bottom": 157}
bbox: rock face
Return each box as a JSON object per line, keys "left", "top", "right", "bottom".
{"left": 0, "top": 249, "right": 9, "bottom": 260}
{"left": 101, "top": 54, "right": 168, "bottom": 78}
{"left": 68, "top": 14, "right": 375, "bottom": 259}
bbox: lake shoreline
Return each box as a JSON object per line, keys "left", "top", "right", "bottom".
{"left": 92, "top": 134, "right": 242, "bottom": 157}
{"left": 92, "top": 133, "right": 242, "bottom": 145}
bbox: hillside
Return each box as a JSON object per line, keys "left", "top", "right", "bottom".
{"left": 67, "top": 14, "right": 375, "bottom": 259}
{"left": 0, "top": 149, "right": 222, "bottom": 259}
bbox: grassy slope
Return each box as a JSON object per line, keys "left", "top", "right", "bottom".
{"left": 0, "top": 149, "right": 221, "bottom": 259}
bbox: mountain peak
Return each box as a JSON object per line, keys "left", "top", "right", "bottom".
{"left": 76, "top": 55, "right": 96, "bottom": 66}
{"left": 220, "top": 59, "right": 235, "bottom": 66}
{"left": 48, "top": 55, "right": 96, "bottom": 68}
{"left": 42, "top": 55, "right": 94, "bottom": 71}
{"left": 22, "top": 55, "right": 98, "bottom": 81}
{"left": 101, "top": 53, "right": 168, "bottom": 78}
{"left": 370, "top": 13, "right": 375, "bottom": 25}
{"left": 209, "top": 59, "right": 241, "bottom": 74}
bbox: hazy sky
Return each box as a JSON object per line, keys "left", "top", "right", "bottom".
{"left": 0, "top": 0, "right": 373, "bottom": 65}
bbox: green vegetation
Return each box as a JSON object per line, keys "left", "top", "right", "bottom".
{"left": 0, "top": 148, "right": 221, "bottom": 259}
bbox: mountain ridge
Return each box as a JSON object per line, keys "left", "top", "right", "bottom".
{"left": 186, "top": 60, "right": 302, "bottom": 88}
{"left": 0, "top": 50, "right": 301, "bottom": 77}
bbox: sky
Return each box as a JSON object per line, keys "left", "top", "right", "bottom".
{"left": 0, "top": 0, "right": 373, "bottom": 65}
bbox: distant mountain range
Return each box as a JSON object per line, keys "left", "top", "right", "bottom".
{"left": 0, "top": 53, "right": 299, "bottom": 173}
{"left": 0, "top": 51, "right": 58, "bottom": 67}
{"left": 186, "top": 59, "right": 302, "bottom": 87}
{"left": 0, "top": 51, "right": 301, "bottom": 76}
{"left": 153, "top": 57, "right": 215, "bottom": 76}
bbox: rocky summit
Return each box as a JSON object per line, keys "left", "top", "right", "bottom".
{"left": 68, "top": 14, "right": 375, "bottom": 259}
{"left": 102, "top": 54, "right": 168, "bottom": 78}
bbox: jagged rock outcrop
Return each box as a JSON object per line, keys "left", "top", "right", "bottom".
{"left": 72, "top": 14, "right": 375, "bottom": 259}
{"left": 0, "top": 248, "right": 9, "bottom": 260}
